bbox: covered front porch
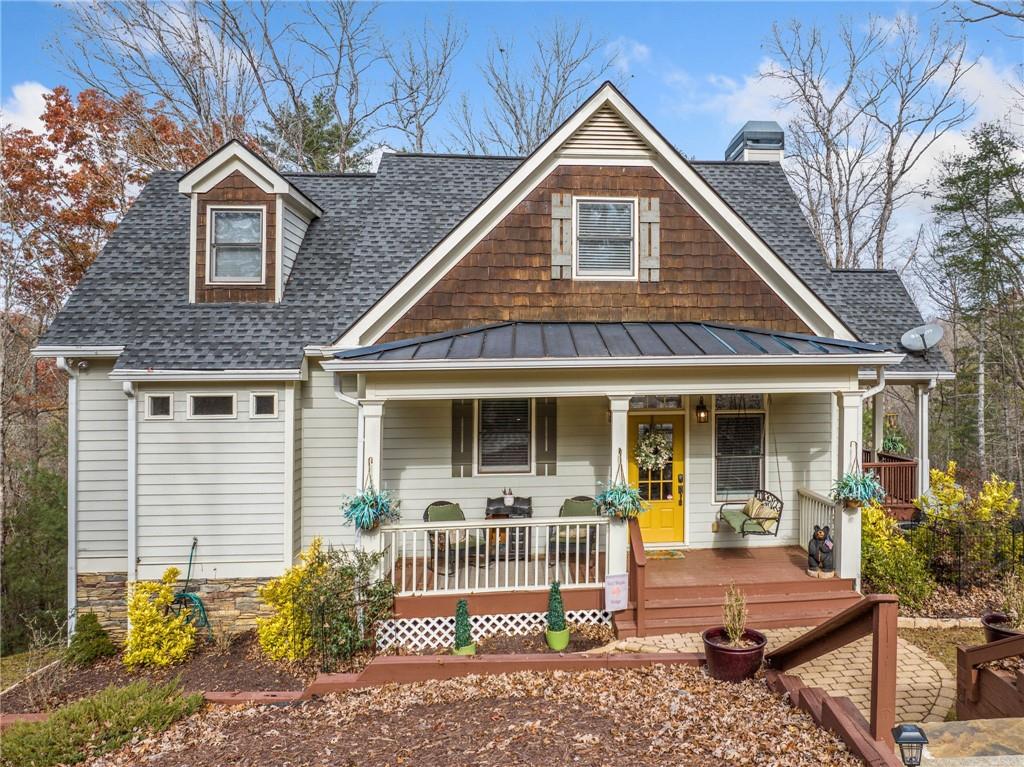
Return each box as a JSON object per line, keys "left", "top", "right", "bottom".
{"left": 325, "top": 321, "right": 904, "bottom": 628}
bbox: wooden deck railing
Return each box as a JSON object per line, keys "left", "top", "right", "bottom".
{"left": 766, "top": 594, "right": 899, "bottom": 747}
{"left": 864, "top": 457, "right": 917, "bottom": 503}
{"left": 956, "top": 632, "right": 1024, "bottom": 719}
{"left": 378, "top": 516, "right": 610, "bottom": 596}
{"left": 797, "top": 488, "right": 838, "bottom": 552}
{"left": 626, "top": 517, "right": 647, "bottom": 635}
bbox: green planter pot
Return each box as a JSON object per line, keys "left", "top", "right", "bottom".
{"left": 546, "top": 628, "right": 570, "bottom": 652}
{"left": 452, "top": 643, "right": 476, "bottom": 656}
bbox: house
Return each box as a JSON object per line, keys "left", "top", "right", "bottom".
{"left": 34, "top": 83, "right": 950, "bottom": 642}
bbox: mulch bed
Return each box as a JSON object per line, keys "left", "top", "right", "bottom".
{"left": 0, "top": 631, "right": 306, "bottom": 714}
{"left": 903, "top": 584, "right": 1004, "bottom": 619}
{"left": 86, "top": 665, "right": 863, "bottom": 767}
{"left": 474, "top": 625, "right": 613, "bottom": 655}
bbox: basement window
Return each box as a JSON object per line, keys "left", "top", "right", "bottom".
{"left": 573, "top": 198, "right": 636, "bottom": 279}
{"left": 145, "top": 393, "right": 173, "bottom": 420}
{"left": 209, "top": 208, "right": 264, "bottom": 283}
{"left": 188, "top": 393, "right": 237, "bottom": 419}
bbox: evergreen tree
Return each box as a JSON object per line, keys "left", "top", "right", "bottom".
{"left": 547, "top": 582, "right": 566, "bottom": 632}
{"left": 454, "top": 599, "right": 472, "bottom": 649}
{"left": 259, "top": 92, "right": 368, "bottom": 173}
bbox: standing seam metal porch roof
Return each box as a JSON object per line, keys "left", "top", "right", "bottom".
{"left": 332, "top": 321, "right": 890, "bottom": 363}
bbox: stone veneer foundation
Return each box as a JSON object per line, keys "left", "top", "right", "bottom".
{"left": 76, "top": 573, "right": 272, "bottom": 640}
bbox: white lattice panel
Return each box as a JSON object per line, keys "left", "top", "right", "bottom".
{"left": 376, "top": 609, "right": 611, "bottom": 651}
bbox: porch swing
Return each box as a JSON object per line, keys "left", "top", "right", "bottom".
{"left": 716, "top": 395, "right": 784, "bottom": 537}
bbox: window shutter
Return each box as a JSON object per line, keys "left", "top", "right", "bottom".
{"left": 551, "top": 193, "right": 572, "bottom": 279}
{"left": 535, "top": 398, "right": 557, "bottom": 476}
{"left": 639, "top": 196, "right": 660, "bottom": 282}
{"left": 451, "top": 399, "right": 474, "bottom": 477}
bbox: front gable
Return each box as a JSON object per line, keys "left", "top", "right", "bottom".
{"left": 383, "top": 163, "right": 810, "bottom": 341}
{"left": 333, "top": 84, "right": 855, "bottom": 348}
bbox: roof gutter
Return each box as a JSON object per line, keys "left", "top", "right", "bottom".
{"left": 322, "top": 352, "right": 904, "bottom": 374}
{"left": 861, "top": 366, "right": 887, "bottom": 400}
{"left": 33, "top": 345, "right": 124, "bottom": 358}
{"left": 109, "top": 368, "right": 304, "bottom": 382}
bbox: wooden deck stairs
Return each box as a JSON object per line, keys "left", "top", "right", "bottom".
{"left": 615, "top": 523, "right": 862, "bottom": 638}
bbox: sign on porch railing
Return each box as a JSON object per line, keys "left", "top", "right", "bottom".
{"left": 377, "top": 516, "right": 611, "bottom": 596}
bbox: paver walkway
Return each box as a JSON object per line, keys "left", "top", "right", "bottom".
{"left": 600, "top": 626, "right": 955, "bottom": 723}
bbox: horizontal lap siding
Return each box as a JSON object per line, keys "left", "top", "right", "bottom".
{"left": 300, "top": 369, "right": 357, "bottom": 549}
{"left": 381, "top": 398, "right": 610, "bottom": 519}
{"left": 77, "top": 362, "right": 128, "bottom": 572}
{"left": 136, "top": 384, "right": 286, "bottom": 578}
{"left": 281, "top": 203, "right": 309, "bottom": 286}
{"left": 687, "top": 392, "right": 832, "bottom": 548}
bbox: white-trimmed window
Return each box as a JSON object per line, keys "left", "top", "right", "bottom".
{"left": 208, "top": 207, "right": 264, "bottom": 283}
{"left": 250, "top": 392, "right": 278, "bottom": 419}
{"left": 477, "top": 399, "right": 532, "bottom": 474}
{"left": 145, "top": 393, "right": 173, "bottom": 420}
{"left": 573, "top": 197, "right": 637, "bottom": 279}
{"left": 713, "top": 394, "right": 765, "bottom": 501}
{"left": 188, "top": 393, "right": 237, "bottom": 419}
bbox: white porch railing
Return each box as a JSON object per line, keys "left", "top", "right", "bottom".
{"left": 375, "top": 516, "right": 611, "bottom": 596}
{"left": 797, "top": 488, "right": 838, "bottom": 552}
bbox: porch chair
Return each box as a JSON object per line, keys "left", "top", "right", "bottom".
{"left": 423, "top": 501, "right": 482, "bottom": 576}
{"left": 548, "top": 496, "right": 598, "bottom": 582}
{"left": 717, "top": 490, "right": 784, "bottom": 537}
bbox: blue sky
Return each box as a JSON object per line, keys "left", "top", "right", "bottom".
{"left": 2, "top": 1, "right": 1019, "bottom": 160}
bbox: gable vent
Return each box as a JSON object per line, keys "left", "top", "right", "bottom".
{"left": 561, "top": 104, "right": 652, "bottom": 156}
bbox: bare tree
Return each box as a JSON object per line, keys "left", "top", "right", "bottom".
{"left": 950, "top": 1, "right": 1024, "bottom": 32}
{"left": 384, "top": 16, "right": 465, "bottom": 152}
{"left": 765, "top": 16, "right": 974, "bottom": 269}
{"left": 61, "top": 0, "right": 259, "bottom": 157}
{"left": 452, "top": 20, "right": 614, "bottom": 156}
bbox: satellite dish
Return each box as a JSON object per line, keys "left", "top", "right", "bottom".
{"left": 900, "top": 323, "right": 944, "bottom": 353}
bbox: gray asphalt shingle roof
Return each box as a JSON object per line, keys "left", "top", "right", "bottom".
{"left": 40, "top": 153, "right": 946, "bottom": 376}
{"left": 333, "top": 321, "right": 889, "bottom": 364}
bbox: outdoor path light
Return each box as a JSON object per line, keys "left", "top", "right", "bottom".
{"left": 892, "top": 723, "right": 928, "bottom": 767}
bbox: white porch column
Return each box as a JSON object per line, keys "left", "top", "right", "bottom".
{"left": 358, "top": 400, "right": 385, "bottom": 490}
{"left": 607, "top": 395, "right": 631, "bottom": 575}
{"left": 871, "top": 392, "right": 885, "bottom": 460}
{"left": 836, "top": 390, "right": 863, "bottom": 583}
{"left": 915, "top": 383, "right": 932, "bottom": 495}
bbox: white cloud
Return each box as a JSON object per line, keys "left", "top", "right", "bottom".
{"left": 607, "top": 37, "right": 651, "bottom": 76}
{"left": 1, "top": 81, "right": 51, "bottom": 132}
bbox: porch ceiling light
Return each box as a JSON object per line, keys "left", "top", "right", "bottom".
{"left": 891, "top": 724, "right": 927, "bottom": 767}
{"left": 695, "top": 396, "right": 709, "bottom": 424}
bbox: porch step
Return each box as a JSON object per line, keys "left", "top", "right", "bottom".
{"left": 613, "top": 599, "right": 859, "bottom": 638}
{"left": 644, "top": 576, "right": 857, "bottom": 600}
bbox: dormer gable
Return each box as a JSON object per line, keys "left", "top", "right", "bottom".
{"left": 178, "top": 141, "right": 322, "bottom": 304}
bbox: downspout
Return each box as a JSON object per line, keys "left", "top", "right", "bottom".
{"left": 861, "top": 366, "right": 886, "bottom": 401}
{"left": 57, "top": 357, "right": 83, "bottom": 638}
{"left": 123, "top": 382, "right": 137, "bottom": 588}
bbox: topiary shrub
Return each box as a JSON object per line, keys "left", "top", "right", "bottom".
{"left": 123, "top": 567, "right": 195, "bottom": 668}
{"left": 861, "top": 502, "right": 935, "bottom": 610}
{"left": 454, "top": 599, "right": 473, "bottom": 650}
{"left": 65, "top": 613, "right": 116, "bottom": 667}
{"left": 257, "top": 537, "right": 325, "bottom": 662}
{"left": 546, "top": 582, "right": 566, "bottom": 632}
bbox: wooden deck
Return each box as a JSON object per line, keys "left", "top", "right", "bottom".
{"left": 616, "top": 543, "right": 862, "bottom": 638}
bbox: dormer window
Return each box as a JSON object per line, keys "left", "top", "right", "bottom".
{"left": 573, "top": 198, "right": 637, "bottom": 279}
{"left": 209, "top": 208, "right": 264, "bottom": 283}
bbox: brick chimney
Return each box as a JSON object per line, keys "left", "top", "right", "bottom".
{"left": 724, "top": 121, "right": 784, "bottom": 162}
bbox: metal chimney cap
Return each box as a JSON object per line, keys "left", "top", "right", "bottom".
{"left": 725, "top": 120, "right": 785, "bottom": 161}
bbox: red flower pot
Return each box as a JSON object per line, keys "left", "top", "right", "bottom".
{"left": 702, "top": 627, "right": 768, "bottom": 683}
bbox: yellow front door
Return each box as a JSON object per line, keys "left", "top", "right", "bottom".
{"left": 628, "top": 414, "right": 685, "bottom": 544}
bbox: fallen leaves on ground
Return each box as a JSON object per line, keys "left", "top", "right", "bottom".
{"left": 87, "top": 665, "right": 862, "bottom": 767}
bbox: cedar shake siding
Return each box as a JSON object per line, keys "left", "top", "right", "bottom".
{"left": 383, "top": 165, "right": 810, "bottom": 341}
{"left": 195, "top": 171, "right": 277, "bottom": 303}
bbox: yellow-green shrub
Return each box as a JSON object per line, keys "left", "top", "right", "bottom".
{"left": 861, "top": 501, "right": 935, "bottom": 610}
{"left": 257, "top": 537, "right": 325, "bottom": 662}
{"left": 123, "top": 567, "right": 195, "bottom": 668}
